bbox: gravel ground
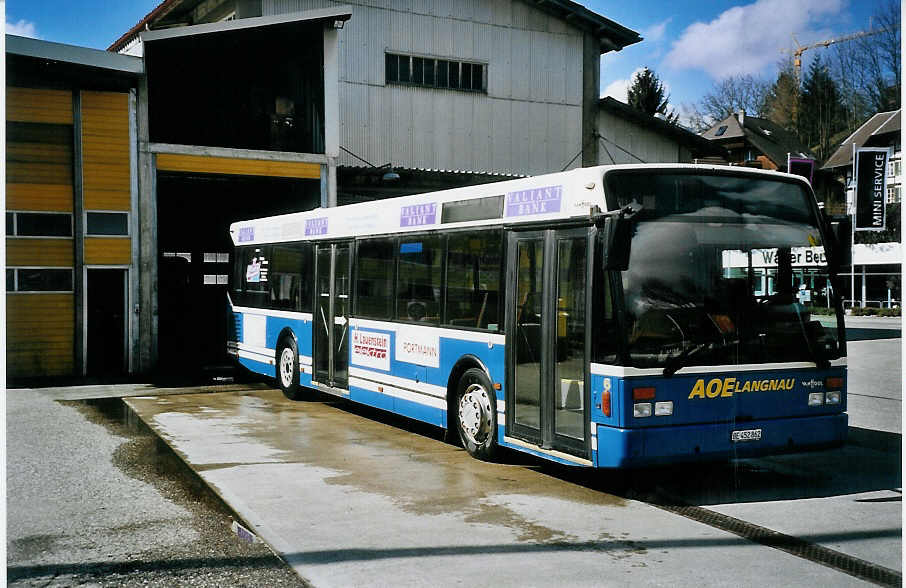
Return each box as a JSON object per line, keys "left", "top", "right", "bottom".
{"left": 7, "top": 390, "right": 308, "bottom": 587}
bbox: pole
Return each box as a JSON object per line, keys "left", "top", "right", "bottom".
{"left": 850, "top": 142, "right": 856, "bottom": 309}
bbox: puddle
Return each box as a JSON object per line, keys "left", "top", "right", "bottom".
{"left": 123, "top": 389, "right": 634, "bottom": 550}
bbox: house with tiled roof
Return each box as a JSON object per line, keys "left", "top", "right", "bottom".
{"left": 701, "top": 110, "right": 817, "bottom": 172}
{"left": 822, "top": 109, "right": 901, "bottom": 207}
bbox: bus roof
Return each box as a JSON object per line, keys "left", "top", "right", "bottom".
{"left": 229, "top": 164, "right": 811, "bottom": 246}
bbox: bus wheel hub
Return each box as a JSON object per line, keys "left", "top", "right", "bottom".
{"left": 280, "top": 348, "right": 295, "bottom": 387}
{"left": 459, "top": 384, "right": 491, "bottom": 445}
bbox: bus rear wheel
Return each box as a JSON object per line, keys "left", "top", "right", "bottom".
{"left": 276, "top": 338, "right": 303, "bottom": 400}
{"left": 455, "top": 368, "right": 498, "bottom": 461}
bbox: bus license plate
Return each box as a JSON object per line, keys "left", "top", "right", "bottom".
{"left": 731, "top": 429, "right": 762, "bottom": 442}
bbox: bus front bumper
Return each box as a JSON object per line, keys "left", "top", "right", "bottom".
{"left": 595, "top": 413, "right": 848, "bottom": 468}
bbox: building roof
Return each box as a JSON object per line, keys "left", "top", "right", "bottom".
{"left": 822, "top": 110, "right": 901, "bottom": 170}
{"left": 598, "top": 97, "right": 725, "bottom": 157}
{"left": 110, "top": 0, "right": 641, "bottom": 54}
{"left": 140, "top": 6, "right": 352, "bottom": 44}
{"left": 703, "top": 112, "right": 816, "bottom": 168}
{"left": 8, "top": 34, "right": 143, "bottom": 74}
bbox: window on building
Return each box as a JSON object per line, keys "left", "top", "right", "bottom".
{"left": 887, "top": 184, "right": 901, "bottom": 204}
{"left": 86, "top": 212, "right": 129, "bottom": 236}
{"left": 397, "top": 236, "right": 442, "bottom": 323}
{"left": 386, "top": 52, "right": 486, "bottom": 93}
{"left": 7, "top": 212, "right": 72, "bottom": 237}
{"left": 715, "top": 125, "right": 728, "bottom": 137}
{"left": 888, "top": 158, "right": 901, "bottom": 178}
{"left": 445, "top": 230, "right": 502, "bottom": 330}
{"left": 7, "top": 268, "right": 73, "bottom": 292}
{"left": 355, "top": 238, "right": 395, "bottom": 319}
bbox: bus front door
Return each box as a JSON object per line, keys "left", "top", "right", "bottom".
{"left": 314, "top": 242, "right": 350, "bottom": 390}
{"left": 507, "top": 228, "right": 591, "bottom": 459}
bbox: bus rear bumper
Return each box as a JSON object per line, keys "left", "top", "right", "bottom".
{"left": 595, "top": 413, "right": 848, "bottom": 468}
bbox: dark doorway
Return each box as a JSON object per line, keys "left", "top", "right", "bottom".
{"left": 156, "top": 173, "right": 320, "bottom": 380}
{"left": 87, "top": 268, "right": 127, "bottom": 376}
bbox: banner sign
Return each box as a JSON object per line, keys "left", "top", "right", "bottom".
{"left": 400, "top": 203, "right": 437, "bottom": 227}
{"left": 853, "top": 147, "right": 889, "bottom": 231}
{"left": 305, "top": 217, "right": 328, "bottom": 236}
{"left": 505, "top": 185, "right": 562, "bottom": 217}
{"left": 238, "top": 227, "right": 255, "bottom": 243}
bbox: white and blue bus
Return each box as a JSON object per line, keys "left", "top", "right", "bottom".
{"left": 228, "top": 164, "right": 851, "bottom": 468}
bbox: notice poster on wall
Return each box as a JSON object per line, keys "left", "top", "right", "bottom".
{"left": 351, "top": 330, "right": 390, "bottom": 371}
{"left": 854, "top": 147, "right": 889, "bottom": 231}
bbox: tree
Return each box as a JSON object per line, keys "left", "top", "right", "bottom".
{"left": 685, "top": 74, "right": 772, "bottom": 130}
{"left": 798, "top": 56, "right": 847, "bottom": 160}
{"left": 764, "top": 59, "right": 799, "bottom": 131}
{"left": 827, "top": 0, "right": 901, "bottom": 127}
{"left": 627, "top": 67, "right": 678, "bottom": 123}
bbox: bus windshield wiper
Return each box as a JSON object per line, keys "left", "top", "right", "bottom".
{"left": 663, "top": 339, "right": 737, "bottom": 377}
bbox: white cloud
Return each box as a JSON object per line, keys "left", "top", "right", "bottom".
{"left": 6, "top": 19, "right": 40, "bottom": 39}
{"left": 644, "top": 18, "right": 672, "bottom": 43}
{"left": 602, "top": 67, "right": 647, "bottom": 102}
{"left": 664, "top": 0, "right": 844, "bottom": 79}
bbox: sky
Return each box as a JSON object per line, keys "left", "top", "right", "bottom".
{"left": 5, "top": 0, "right": 889, "bottom": 122}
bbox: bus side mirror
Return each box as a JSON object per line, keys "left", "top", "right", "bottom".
{"left": 828, "top": 215, "right": 852, "bottom": 269}
{"left": 601, "top": 215, "right": 632, "bottom": 271}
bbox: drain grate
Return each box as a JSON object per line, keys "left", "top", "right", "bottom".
{"left": 655, "top": 501, "right": 902, "bottom": 587}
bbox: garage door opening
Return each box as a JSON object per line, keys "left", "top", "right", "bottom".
{"left": 156, "top": 173, "right": 319, "bottom": 382}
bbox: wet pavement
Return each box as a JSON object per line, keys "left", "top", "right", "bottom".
{"left": 10, "top": 316, "right": 899, "bottom": 587}
{"left": 125, "top": 388, "right": 896, "bottom": 587}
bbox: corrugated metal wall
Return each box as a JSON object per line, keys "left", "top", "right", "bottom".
{"left": 262, "top": 0, "right": 584, "bottom": 175}
{"left": 596, "top": 110, "right": 691, "bottom": 165}
{"left": 6, "top": 88, "right": 76, "bottom": 378}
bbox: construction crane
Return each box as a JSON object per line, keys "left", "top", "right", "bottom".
{"left": 783, "top": 26, "right": 888, "bottom": 126}
{"left": 787, "top": 27, "right": 887, "bottom": 85}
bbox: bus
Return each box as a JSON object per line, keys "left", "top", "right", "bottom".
{"left": 227, "top": 164, "right": 851, "bottom": 468}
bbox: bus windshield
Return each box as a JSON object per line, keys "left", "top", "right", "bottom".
{"left": 605, "top": 171, "right": 844, "bottom": 371}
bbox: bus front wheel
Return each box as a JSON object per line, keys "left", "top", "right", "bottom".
{"left": 455, "top": 368, "right": 498, "bottom": 461}
{"left": 276, "top": 338, "right": 303, "bottom": 400}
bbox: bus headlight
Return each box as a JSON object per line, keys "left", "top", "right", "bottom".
{"left": 825, "top": 391, "right": 841, "bottom": 404}
{"left": 633, "top": 403, "right": 652, "bottom": 417}
{"left": 654, "top": 401, "right": 673, "bottom": 416}
{"left": 808, "top": 392, "right": 825, "bottom": 406}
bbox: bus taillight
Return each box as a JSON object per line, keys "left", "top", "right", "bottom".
{"left": 602, "top": 389, "right": 611, "bottom": 417}
{"left": 632, "top": 387, "right": 656, "bottom": 400}
{"left": 825, "top": 377, "right": 843, "bottom": 390}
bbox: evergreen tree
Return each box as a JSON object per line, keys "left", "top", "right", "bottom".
{"left": 627, "top": 68, "right": 678, "bottom": 124}
{"left": 765, "top": 60, "right": 799, "bottom": 131}
{"left": 798, "top": 57, "right": 846, "bottom": 161}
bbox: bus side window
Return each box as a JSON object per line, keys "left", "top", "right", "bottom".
{"left": 355, "top": 238, "right": 395, "bottom": 320}
{"left": 397, "top": 236, "right": 442, "bottom": 324}
{"left": 445, "top": 229, "right": 502, "bottom": 331}
{"left": 233, "top": 245, "right": 270, "bottom": 308}
{"left": 269, "top": 243, "right": 312, "bottom": 312}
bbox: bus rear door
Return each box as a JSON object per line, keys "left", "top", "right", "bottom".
{"left": 313, "top": 241, "right": 351, "bottom": 390}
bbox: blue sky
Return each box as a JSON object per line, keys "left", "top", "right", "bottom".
{"left": 5, "top": 0, "right": 887, "bottom": 116}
